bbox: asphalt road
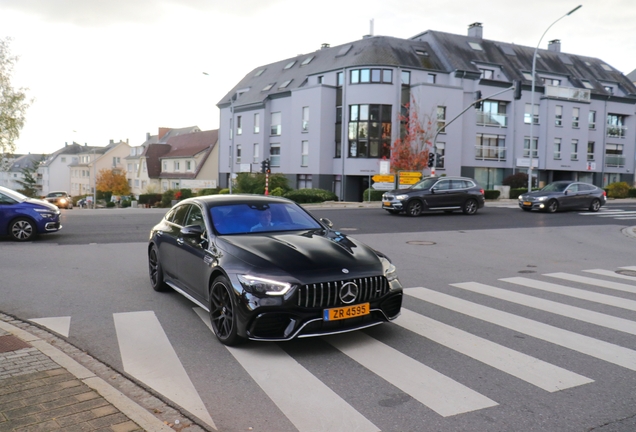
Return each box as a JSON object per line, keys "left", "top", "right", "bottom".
{"left": 3, "top": 201, "right": 636, "bottom": 431}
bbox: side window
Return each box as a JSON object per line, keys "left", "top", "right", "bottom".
{"left": 451, "top": 180, "right": 469, "bottom": 189}
{"left": 185, "top": 205, "right": 205, "bottom": 228}
{"left": 567, "top": 184, "right": 579, "bottom": 193}
{"left": 435, "top": 180, "right": 451, "bottom": 190}
{"left": 164, "top": 207, "right": 177, "bottom": 222}
{"left": 0, "top": 193, "right": 17, "bottom": 204}
{"left": 172, "top": 205, "right": 191, "bottom": 226}
{"left": 578, "top": 184, "right": 593, "bottom": 192}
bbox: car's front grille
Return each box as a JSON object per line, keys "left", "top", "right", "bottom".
{"left": 297, "top": 276, "right": 389, "bottom": 308}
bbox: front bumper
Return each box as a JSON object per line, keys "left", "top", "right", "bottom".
{"left": 381, "top": 199, "right": 404, "bottom": 211}
{"left": 518, "top": 199, "right": 546, "bottom": 211}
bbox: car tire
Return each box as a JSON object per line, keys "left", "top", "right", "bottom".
{"left": 209, "top": 276, "right": 244, "bottom": 346}
{"left": 406, "top": 200, "right": 423, "bottom": 217}
{"left": 589, "top": 199, "right": 601, "bottom": 212}
{"left": 462, "top": 199, "right": 478, "bottom": 215}
{"left": 546, "top": 200, "right": 559, "bottom": 213}
{"left": 9, "top": 218, "right": 36, "bottom": 241}
{"left": 148, "top": 245, "right": 169, "bottom": 292}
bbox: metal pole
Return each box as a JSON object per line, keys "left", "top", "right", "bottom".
{"left": 528, "top": 5, "right": 582, "bottom": 192}
{"left": 229, "top": 96, "right": 234, "bottom": 194}
{"left": 92, "top": 149, "right": 96, "bottom": 209}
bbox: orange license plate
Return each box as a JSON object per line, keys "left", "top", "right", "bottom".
{"left": 382, "top": 202, "right": 391, "bottom": 207}
{"left": 523, "top": 201, "right": 532, "bottom": 206}
{"left": 324, "top": 303, "right": 370, "bottom": 321}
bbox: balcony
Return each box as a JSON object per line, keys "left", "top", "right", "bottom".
{"left": 475, "top": 145, "right": 506, "bottom": 162}
{"left": 476, "top": 112, "right": 507, "bottom": 128}
{"left": 545, "top": 85, "right": 591, "bottom": 102}
{"left": 607, "top": 125, "right": 627, "bottom": 138}
{"left": 605, "top": 155, "right": 625, "bottom": 168}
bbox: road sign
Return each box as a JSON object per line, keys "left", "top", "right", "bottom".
{"left": 399, "top": 177, "right": 420, "bottom": 185}
{"left": 399, "top": 171, "right": 422, "bottom": 178}
{"left": 371, "top": 182, "right": 394, "bottom": 190}
{"left": 372, "top": 174, "right": 395, "bottom": 183}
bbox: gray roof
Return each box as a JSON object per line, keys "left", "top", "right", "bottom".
{"left": 9, "top": 154, "right": 46, "bottom": 172}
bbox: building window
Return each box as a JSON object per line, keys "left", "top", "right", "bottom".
{"left": 427, "top": 73, "right": 436, "bottom": 83}
{"left": 544, "top": 78, "right": 561, "bottom": 86}
{"left": 271, "top": 112, "right": 281, "bottom": 136}
{"left": 523, "top": 137, "right": 538, "bottom": 158}
{"left": 572, "top": 107, "right": 580, "bottom": 128}
{"left": 186, "top": 161, "right": 192, "bottom": 171}
{"left": 524, "top": 104, "right": 539, "bottom": 124}
{"left": 162, "top": 161, "right": 167, "bottom": 171}
{"left": 127, "top": 163, "right": 133, "bottom": 172}
{"left": 570, "top": 139, "right": 579, "bottom": 161}
{"left": 171, "top": 181, "right": 179, "bottom": 189}
{"left": 337, "top": 72, "right": 344, "bottom": 86}
{"left": 350, "top": 68, "right": 393, "bottom": 84}
{"left": 61, "top": 157, "right": 66, "bottom": 163}
{"left": 297, "top": 174, "right": 312, "bottom": 189}
{"left": 302, "top": 107, "right": 309, "bottom": 131}
{"left": 589, "top": 111, "right": 596, "bottom": 129}
{"left": 607, "top": 114, "right": 626, "bottom": 138}
{"left": 173, "top": 161, "right": 180, "bottom": 171}
{"left": 301, "top": 140, "right": 309, "bottom": 167}
{"left": 253, "top": 144, "right": 259, "bottom": 163}
{"left": 437, "top": 106, "right": 446, "bottom": 133}
{"left": 318, "top": 75, "right": 324, "bottom": 84}
{"left": 112, "top": 157, "right": 120, "bottom": 167}
{"left": 254, "top": 113, "right": 260, "bottom": 133}
{"left": 604, "top": 86, "right": 614, "bottom": 94}
{"left": 582, "top": 80, "right": 594, "bottom": 89}
{"left": 475, "top": 134, "right": 506, "bottom": 161}
{"left": 479, "top": 69, "right": 494, "bottom": 79}
{"left": 237, "top": 116, "right": 242, "bottom": 135}
{"left": 401, "top": 71, "right": 410, "bottom": 85}
{"left": 141, "top": 180, "right": 147, "bottom": 189}
{"left": 229, "top": 118, "right": 233, "bottom": 139}
{"left": 434, "top": 143, "right": 445, "bottom": 168}
{"left": 236, "top": 145, "right": 241, "bottom": 164}
{"left": 555, "top": 105, "right": 563, "bottom": 126}
{"left": 477, "top": 101, "right": 507, "bottom": 127}
{"left": 270, "top": 144, "right": 280, "bottom": 167}
{"left": 605, "top": 144, "right": 624, "bottom": 167}
{"left": 554, "top": 138, "right": 562, "bottom": 159}
{"left": 587, "top": 141, "right": 595, "bottom": 161}
{"left": 347, "top": 104, "right": 392, "bottom": 159}
{"left": 134, "top": 179, "right": 140, "bottom": 187}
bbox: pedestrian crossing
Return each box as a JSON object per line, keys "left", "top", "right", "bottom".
{"left": 579, "top": 208, "right": 636, "bottom": 220}
{"left": 29, "top": 265, "right": 636, "bottom": 430}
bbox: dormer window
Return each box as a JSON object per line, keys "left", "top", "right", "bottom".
{"left": 468, "top": 42, "right": 483, "bottom": 51}
{"left": 301, "top": 56, "right": 314, "bottom": 66}
{"left": 262, "top": 83, "right": 275, "bottom": 92}
{"left": 581, "top": 80, "right": 594, "bottom": 89}
{"left": 279, "top": 79, "right": 293, "bottom": 89}
{"left": 255, "top": 69, "right": 265, "bottom": 77}
{"left": 284, "top": 61, "right": 296, "bottom": 69}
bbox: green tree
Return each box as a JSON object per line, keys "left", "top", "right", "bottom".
{"left": 0, "top": 38, "right": 32, "bottom": 160}
{"left": 16, "top": 157, "right": 42, "bottom": 197}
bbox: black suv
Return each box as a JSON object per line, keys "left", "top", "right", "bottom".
{"left": 382, "top": 176, "right": 485, "bottom": 216}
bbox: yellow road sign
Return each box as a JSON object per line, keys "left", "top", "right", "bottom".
{"left": 372, "top": 174, "right": 395, "bottom": 183}
{"left": 399, "top": 177, "right": 420, "bottom": 185}
{"left": 399, "top": 171, "right": 422, "bottom": 178}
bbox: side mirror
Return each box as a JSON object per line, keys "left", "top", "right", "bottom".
{"left": 319, "top": 218, "right": 333, "bottom": 229}
{"left": 564, "top": 190, "right": 570, "bottom": 195}
{"left": 181, "top": 224, "right": 205, "bottom": 237}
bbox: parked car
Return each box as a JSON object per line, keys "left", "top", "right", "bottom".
{"left": 44, "top": 191, "right": 73, "bottom": 209}
{"left": 148, "top": 195, "right": 403, "bottom": 345}
{"left": 518, "top": 181, "right": 607, "bottom": 213}
{"left": 0, "top": 186, "right": 62, "bottom": 241}
{"left": 381, "top": 176, "right": 485, "bottom": 216}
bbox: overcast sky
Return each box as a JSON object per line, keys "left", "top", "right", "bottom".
{"left": 2, "top": 0, "right": 635, "bottom": 155}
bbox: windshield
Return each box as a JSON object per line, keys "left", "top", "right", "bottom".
{"left": 0, "top": 186, "right": 27, "bottom": 202}
{"left": 47, "top": 192, "right": 66, "bottom": 197}
{"left": 210, "top": 202, "right": 323, "bottom": 235}
{"left": 541, "top": 182, "right": 569, "bottom": 192}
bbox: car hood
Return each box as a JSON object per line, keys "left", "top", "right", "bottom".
{"left": 28, "top": 198, "right": 60, "bottom": 212}
{"left": 217, "top": 229, "right": 384, "bottom": 281}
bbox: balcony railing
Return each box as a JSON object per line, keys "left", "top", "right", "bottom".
{"left": 545, "top": 85, "right": 591, "bottom": 102}
{"left": 605, "top": 155, "right": 625, "bottom": 167}
{"left": 476, "top": 112, "right": 507, "bottom": 128}
{"left": 475, "top": 145, "right": 506, "bottom": 161}
{"left": 607, "top": 125, "right": 627, "bottom": 138}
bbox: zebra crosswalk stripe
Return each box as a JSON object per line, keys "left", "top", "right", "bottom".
{"left": 583, "top": 269, "right": 636, "bottom": 281}
{"left": 451, "top": 281, "right": 636, "bottom": 336}
{"left": 326, "top": 332, "right": 498, "bottom": 417}
{"left": 395, "top": 309, "right": 592, "bottom": 392}
{"left": 406, "top": 287, "right": 636, "bottom": 371}
{"left": 545, "top": 273, "right": 636, "bottom": 294}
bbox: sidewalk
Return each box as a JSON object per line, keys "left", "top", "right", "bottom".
{"left": 0, "top": 313, "right": 209, "bottom": 432}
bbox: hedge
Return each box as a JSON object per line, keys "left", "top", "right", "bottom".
{"left": 362, "top": 188, "right": 385, "bottom": 201}
{"left": 283, "top": 188, "right": 338, "bottom": 203}
{"left": 138, "top": 193, "right": 162, "bottom": 206}
{"left": 484, "top": 190, "right": 501, "bottom": 200}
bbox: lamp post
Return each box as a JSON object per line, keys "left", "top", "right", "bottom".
{"left": 527, "top": 5, "right": 582, "bottom": 192}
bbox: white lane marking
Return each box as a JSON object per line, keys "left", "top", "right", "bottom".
{"left": 578, "top": 210, "right": 626, "bottom": 215}
{"left": 452, "top": 282, "right": 636, "bottom": 336}
{"left": 621, "top": 266, "right": 636, "bottom": 271}
{"left": 29, "top": 316, "right": 71, "bottom": 337}
{"left": 405, "top": 287, "right": 636, "bottom": 371}
{"left": 584, "top": 269, "right": 636, "bottom": 281}
{"left": 502, "top": 277, "right": 636, "bottom": 312}
{"left": 395, "top": 309, "right": 592, "bottom": 392}
{"left": 326, "top": 332, "right": 497, "bottom": 417}
{"left": 545, "top": 273, "right": 636, "bottom": 294}
{"left": 614, "top": 217, "right": 636, "bottom": 220}
{"left": 193, "top": 307, "right": 379, "bottom": 432}
{"left": 113, "top": 311, "right": 216, "bottom": 429}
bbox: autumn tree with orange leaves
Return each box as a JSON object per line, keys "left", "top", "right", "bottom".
{"left": 96, "top": 168, "right": 130, "bottom": 196}
{"left": 389, "top": 98, "right": 436, "bottom": 172}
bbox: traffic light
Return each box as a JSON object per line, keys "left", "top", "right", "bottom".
{"left": 474, "top": 90, "right": 482, "bottom": 109}
{"left": 428, "top": 152, "right": 435, "bottom": 168}
{"left": 513, "top": 79, "right": 522, "bottom": 100}
{"left": 261, "top": 159, "right": 267, "bottom": 174}
{"left": 264, "top": 158, "right": 271, "bottom": 174}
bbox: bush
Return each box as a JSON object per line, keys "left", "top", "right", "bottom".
{"left": 284, "top": 188, "right": 338, "bottom": 204}
{"left": 106, "top": 201, "right": 116, "bottom": 208}
{"left": 139, "top": 193, "right": 162, "bottom": 206}
{"left": 362, "top": 188, "right": 385, "bottom": 201}
{"left": 509, "top": 187, "right": 539, "bottom": 198}
{"left": 606, "top": 182, "right": 630, "bottom": 199}
{"left": 121, "top": 199, "right": 131, "bottom": 208}
{"left": 218, "top": 188, "right": 230, "bottom": 194}
{"left": 503, "top": 172, "right": 528, "bottom": 188}
{"left": 234, "top": 172, "right": 291, "bottom": 195}
{"left": 269, "top": 187, "right": 286, "bottom": 197}
{"left": 484, "top": 190, "right": 501, "bottom": 200}
{"left": 628, "top": 188, "right": 636, "bottom": 198}
{"left": 161, "top": 190, "right": 175, "bottom": 207}
{"left": 198, "top": 188, "right": 220, "bottom": 196}
{"left": 175, "top": 188, "right": 193, "bottom": 200}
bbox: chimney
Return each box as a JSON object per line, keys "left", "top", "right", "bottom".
{"left": 321, "top": 43, "right": 330, "bottom": 49}
{"left": 548, "top": 39, "right": 561, "bottom": 52}
{"left": 146, "top": 132, "right": 150, "bottom": 140}
{"left": 158, "top": 127, "right": 170, "bottom": 139}
{"left": 468, "top": 22, "right": 483, "bottom": 39}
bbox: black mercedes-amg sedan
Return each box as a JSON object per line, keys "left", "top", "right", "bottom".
{"left": 148, "top": 195, "right": 403, "bottom": 345}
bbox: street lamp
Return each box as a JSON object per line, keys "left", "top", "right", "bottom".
{"left": 528, "top": 5, "right": 582, "bottom": 192}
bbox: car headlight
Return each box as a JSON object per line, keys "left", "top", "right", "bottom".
{"left": 59, "top": 198, "right": 67, "bottom": 204}
{"left": 238, "top": 275, "right": 292, "bottom": 296}
{"left": 34, "top": 209, "right": 55, "bottom": 218}
{"left": 537, "top": 196, "right": 546, "bottom": 201}
{"left": 395, "top": 194, "right": 408, "bottom": 200}
{"left": 385, "top": 262, "right": 398, "bottom": 282}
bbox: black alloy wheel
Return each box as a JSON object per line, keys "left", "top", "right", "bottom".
{"left": 589, "top": 199, "right": 601, "bottom": 212}
{"left": 9, "top": 218, "right": 36, "bottom": 241}
{"left": 462, "top": 199, "right": 478, "bottom": 215}
{"left": 148, "top": 246, "right": 168, "bottom": 292}
{"left": 210, "top": 276, "right": 243, "bottom": 346}
{"left": 546, "top": 199, "right": 559, "bottom": 213}
{"left": 406, "top": 200, "right": 423, "bottom": 217}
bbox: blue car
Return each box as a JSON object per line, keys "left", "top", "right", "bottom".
{"left": 0, "top": 186, "right": 62, "bottom": 241}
